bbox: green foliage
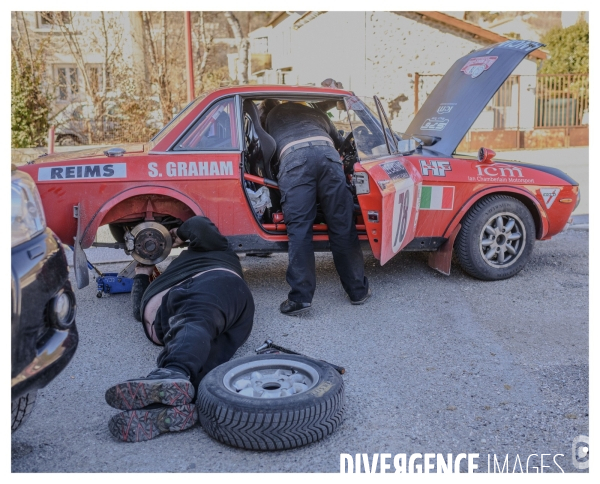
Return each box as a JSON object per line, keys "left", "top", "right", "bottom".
{"left": 11, "top": 55, "right": 51, "bottom": 148}
{"left": 540, "top": 21, "right": 589, "bottom": 74}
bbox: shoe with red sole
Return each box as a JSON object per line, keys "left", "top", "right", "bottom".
{"left": 105, "top": 368, "right": 194, "bottom": 410}
{"left": 108, "top": 404, "right": 198, "bottom": 443}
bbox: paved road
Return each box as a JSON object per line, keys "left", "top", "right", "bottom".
{"left": 12, "top": 227, "right": 588, "bottom": 473}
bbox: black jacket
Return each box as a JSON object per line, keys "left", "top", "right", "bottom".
{"left": 137, "top": 216, "right": 243, "bottom": 321}
{"left": 265, "top": 102, "right": 343, "bottom": 156}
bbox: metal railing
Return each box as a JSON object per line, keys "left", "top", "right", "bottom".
{"left": 534, "top": 74, "right": 589, "bottom": 128}
{"left": 414, "top": 73, "right": 589, "bottom": 130}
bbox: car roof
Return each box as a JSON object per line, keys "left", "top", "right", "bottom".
{"left": 203, "top": 84, "right": 353, "bottom": 97}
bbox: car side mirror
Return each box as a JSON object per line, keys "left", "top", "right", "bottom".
{"left": 397, "top": 138, "right": 418, "bottom": 154}
{"left": 478, "top": 147, "right": 496, "bottom": 164}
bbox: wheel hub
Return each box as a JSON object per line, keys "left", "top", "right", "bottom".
{"left": 222, "top": 358, "right": 320, "bottom": 399}
{"left": 479, "top": 213, "right": 525, "bottom": 268}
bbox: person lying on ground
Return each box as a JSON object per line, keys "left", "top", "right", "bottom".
{"left": 104, "top": 216, "right": 255, "bottom": 442}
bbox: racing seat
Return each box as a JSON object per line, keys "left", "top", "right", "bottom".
{"left": 243, "top": 99, "right": 281, "bottom": 219}
{"left": 243, "top": 99, "right": 277, "bottom": 180}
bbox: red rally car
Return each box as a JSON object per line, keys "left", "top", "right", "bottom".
{"left": 20, "top": 40, "right": 579, "bottom": 290}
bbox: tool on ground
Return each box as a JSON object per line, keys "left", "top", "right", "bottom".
{"left": 68, "top": 246, "right": 159, "bottom": 298}
{"left": 255, "top": 339, "right": 346, "bottom": 375}
{"left": 95, "top": 273, "right": 134, "bottom": 298}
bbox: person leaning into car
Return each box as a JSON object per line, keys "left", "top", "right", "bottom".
{"left": 103, "top": 216, "right": 255, "bottom": 442}
{"left": 263, "top": 99, "right": 371, "bottom": 315}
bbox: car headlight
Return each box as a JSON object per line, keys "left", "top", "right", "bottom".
{"left": 11, "top": 170, "right": 47, "bottom": 248}
{"left": 48, "top": 288, "right": 76, "bottom": 329}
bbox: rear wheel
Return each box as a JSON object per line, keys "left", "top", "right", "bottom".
{"left": 11, "top": 391, "right": 37, "bottom": 433}
{"left": 455, "top": 195, "right": 535, "bottom": 280}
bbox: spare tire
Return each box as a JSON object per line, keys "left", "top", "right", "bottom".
{"left": 197, "top": 354, "right": 345, "bottom": 450}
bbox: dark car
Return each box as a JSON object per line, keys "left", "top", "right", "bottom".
{"left": 11, "top": 167, "right": 78, "bottom": 432}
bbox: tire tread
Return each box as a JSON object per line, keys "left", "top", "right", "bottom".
{"left": 11, "top": 391, "right": 37, "bottom": 433}
{"left": 196, "top": 361, "right": 345, "bottom": 451}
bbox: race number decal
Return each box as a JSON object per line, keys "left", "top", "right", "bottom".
{"left": 391, "top": 185, "right": 413, "bottom": 253}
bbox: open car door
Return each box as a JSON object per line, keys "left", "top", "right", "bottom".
{"left": 346, "top": 96, "right": 422, "bottom": 264}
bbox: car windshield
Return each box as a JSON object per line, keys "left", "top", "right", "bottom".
{"left": 344, "top": 96, "right": 396, "bottom": 161}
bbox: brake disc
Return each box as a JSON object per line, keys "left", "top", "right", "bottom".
{"left": 130, "top": 221, "right": 172, "bottom": 265}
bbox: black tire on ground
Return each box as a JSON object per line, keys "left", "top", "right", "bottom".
{"left": 197, "top": 354, "right": 345, "bottom": 450}
{"left": 455, "top": 195, "right": 535, "bottom": 281}
{"left": 11, "top": 391, "right": 37, "bottom": 433}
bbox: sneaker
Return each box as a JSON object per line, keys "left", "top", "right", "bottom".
{"left": 280, "top": 299, "right": 311, "bottom": 316}
{"left": 108, "top": 404, "right": 197, "bottom": 443}
{"left": 105, "top": 368, "right": 194, "bottom": 410}
{"left": 350, "top": 288, "right": 372, "bottom": 305}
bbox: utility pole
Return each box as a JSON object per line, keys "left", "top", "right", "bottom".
{"left": 184, "top": 11, "right": 195, "bottom": 102}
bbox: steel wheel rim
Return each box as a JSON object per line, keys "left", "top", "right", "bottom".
{"left": 479, "top": 212, "right": 526, "bottom": 268}
{"left": 222, "top": 358, "right": 320, "bottom": 399}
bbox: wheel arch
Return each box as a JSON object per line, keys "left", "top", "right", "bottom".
{"left": 80, "top": 186, "right": 204, "bottom": 247}
{"left": 444, "top": 187, "right": 548, "bottom": 240}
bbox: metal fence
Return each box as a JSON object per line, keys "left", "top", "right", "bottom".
{"left": 534, "top": 74, "right": 589, "bottom": 128}
{"left": 414, "top": 72, "right": 589, "bottom": 149}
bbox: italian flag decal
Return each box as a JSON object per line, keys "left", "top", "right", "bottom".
{"left": 420, "top": 186, "right": 455, "bottom": 210}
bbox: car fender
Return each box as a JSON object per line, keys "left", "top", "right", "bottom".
{"left": 442, "top": 186, "right": 548, "bottom": 240}
{"left": 80, "top": 186, "right": 204, "bottom": 247}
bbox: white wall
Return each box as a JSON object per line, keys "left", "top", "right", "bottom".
{"left": 249, "top": 11, "right": 539, "bottom": 132}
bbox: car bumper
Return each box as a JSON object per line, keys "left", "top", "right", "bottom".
{"left": 11, "top": 229, "right": 78, "bottom": 401}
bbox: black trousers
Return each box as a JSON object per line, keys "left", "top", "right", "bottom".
{"left": 277, "top": 145, "right": 369, "bottom": 303}
{"left": 152, "top": 271, "right": 254, "bottom": 389}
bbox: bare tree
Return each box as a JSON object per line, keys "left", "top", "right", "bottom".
{"left": 139, "top": 11, "right": 189, "bottom": 125}
{"left": 224, "top": 11, "right": 249, "bottom": 84}
{"left": 11, "top": 12, "right": 53, "bottom": 147}
{"left": 55, "top": 12, "right": 123, "bottom": 143}
{"left": 195, "top": 11, "right": 214, "bottom": 93}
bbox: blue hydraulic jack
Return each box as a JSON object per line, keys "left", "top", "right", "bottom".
{"left": 68, "top": 246, "right": 156, "bottom": 298}
{"left": 95, "top": 269, "right": 134, "bottom": 298}
{"left": 94, "top": 261, "right": 160, "bottom": 298}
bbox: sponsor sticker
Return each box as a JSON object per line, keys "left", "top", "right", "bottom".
{"left": 147, "top": 161, "right": 234, "bottom": 178}
{"left": 380, "top": 161, "right": 409, "bottom": 180}
{"left": 497, "top": 40, "right": 544, "bottom": 53}
{"left": 461, "top": 56, "right": 498, "bottom": 78}
{"left": 420, "top": 117, "right": 449, "bottom": 131}
{"left": 391, "top": 185, "right": 413, "bottom": 253}
{"left": 468, "top": 164, "right": 534, "bottom": 183}
{"left": 540, "top": 188, "right": 560, "bottom": 209}
{"left": 38, "top": 163, "right": 126, "bottom": 181}
{"left": 420, "top": 186, "right": 454, "bottom": 210}
{"left": 420, "top": 159, "right": 452, "bottom": 177}
{"left": 437, "top": 103, "right": 456, "bottom": 114}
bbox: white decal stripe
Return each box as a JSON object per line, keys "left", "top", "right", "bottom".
{"left": 430, "top": 186, "right": 442, "bottom": 209}
{"left": 37, "top": 163, "right": 127, "bottom": 181}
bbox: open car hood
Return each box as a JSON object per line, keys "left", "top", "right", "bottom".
{"left": 405, "top": 40, "right": 544, "bottom": 156}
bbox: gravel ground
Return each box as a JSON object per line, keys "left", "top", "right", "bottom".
{"left": 12, "top": 228, "right": 588, "bottom": 473}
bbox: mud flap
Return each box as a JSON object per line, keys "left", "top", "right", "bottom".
{"left": 73, "top": 204, "right": 90, "bottom": 289}
{"left": 428, "top": 223, "right": 461, "bottom": 276}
